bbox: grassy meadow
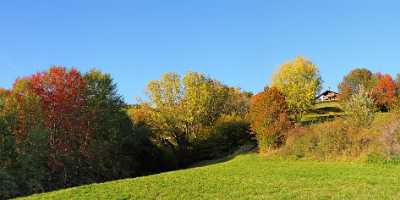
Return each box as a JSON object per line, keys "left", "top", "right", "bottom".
{"left": 21, "top": 153, "right": 400, "bottom": 200}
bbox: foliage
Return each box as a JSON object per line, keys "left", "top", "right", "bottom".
{"left": 2, "top": 67, "right": 192, "bottom": 199}
{"left": 146, "top": 71, "right": 250, "bottom": 165}
{"left": 248, "top": 87, "right": 291, "bottom": 152}
{"left": 83, "top": 69, "right": 134, "bottom": 181}
{"left": 338, "top": 68, "right": 376, "bottom": 99}
{"left": 192, "top": 114, "right": 251, "bottom": 161}
{"left": 271, "top": 57, "right": 322, "bottom": 120}
{"left": 28, "top": 67, "right": 90, "bottom": 187}
{"left": 3, "top": 78, "right": 43, "bottom": 144}
{"left": 342, "top": 86, "right": 376, "bottom": 128}
{"left": 370, "top": 73, "right": 397, "bottom": 111}
{"left": 0, "top": 169, "right": 19, "bottom": 199}
{"left": 281, "top": 119, "right": 354, "bottom": 159}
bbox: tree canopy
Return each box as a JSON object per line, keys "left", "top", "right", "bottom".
{"left": 271, "top": 57, "right": 322, "bottom": 120}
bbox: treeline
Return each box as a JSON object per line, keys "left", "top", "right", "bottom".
{"left": 0, "top": 68, "right": 252, "bottom": 199}
{"left": 3, "top": 57, "right": 400, "bottom": 199}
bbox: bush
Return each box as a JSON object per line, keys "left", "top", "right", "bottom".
{"left": 342, "top": 86, "right": 376, "bottom": 128}
{"left": 279, "top": 112, "right": 400, "bottom": 161}
{"left": 248, "top": 87, "right": 291, "bottom": 153}
{"left": 282, "top": 120, "right": 351, "bottom": 159}
{"left": 192, "top": 115, "right": 251, "bottom": 161}
{"left": 0, "top": 169, "right": 19, "bottom": 199}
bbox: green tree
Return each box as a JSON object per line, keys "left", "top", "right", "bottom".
{"left": 83, "top": 69, "right": 160, "bottom": 180}
{"left": 271, "top": 57, "right": 322, "bottom": 120}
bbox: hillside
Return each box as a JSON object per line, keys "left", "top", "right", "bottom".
{"left": 21, "top": 153, "right": 400, "bottom": 200}
{"left": 302, "top": 101, "right": 345, "bottom": 124}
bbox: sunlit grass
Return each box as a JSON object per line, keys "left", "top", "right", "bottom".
{"left": 21, "top": 153, "right": 400, "bottom": 200}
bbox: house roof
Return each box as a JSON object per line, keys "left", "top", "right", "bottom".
{"left": 316, "top": 90, "right": 339, "bottom": 99}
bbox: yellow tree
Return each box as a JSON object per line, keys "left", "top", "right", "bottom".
{"left": 272, "top": 57, "right": 322, "bottom": 121}
{"left": 146, "top": 72, "right": 228, "bottom": 164}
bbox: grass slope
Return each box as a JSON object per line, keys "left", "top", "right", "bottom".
{"left": 302, "top": 101, "right": 344, "bottom": 124}
{"left": 21, "top": 153, "right": 400, "bottom": 200}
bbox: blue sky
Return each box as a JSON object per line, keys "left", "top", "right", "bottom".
{"left": 1, "top": 0, "right": 400, "bottom": 103}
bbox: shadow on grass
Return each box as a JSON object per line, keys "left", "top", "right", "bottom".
{"left": 188, "top": 143, "right": 258, "bottom": 169}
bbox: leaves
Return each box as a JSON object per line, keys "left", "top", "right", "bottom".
{"left": 342, "top": 86, "right": 376, "bottom": 128}
{"left": 338, "top": 68, "right": 376, "bottom": 99}
{"left": 248, "top": 87, "right": 291, "bottom": 152}
{"left": 370, "top": 73, "right": 397, "bottom": 111}
{"left": 271, "top": 57, "right": 322, "bottom": 120}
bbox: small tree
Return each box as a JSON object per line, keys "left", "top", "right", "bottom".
{"left": 343, "top": 86, "right": 376, "bottom": 128}
{"left": 271, "top": 57, "right": 322, "bottom": 121}
{"left": 338, "top": 68, "right": 376, "bottom": 100}
{"left": 248, "top": 87, "right": 291, "bottom": 153}
{"left": 370, "top": 73, "right": 397, "bottom": 111}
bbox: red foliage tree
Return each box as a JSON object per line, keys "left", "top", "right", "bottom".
{"left": 248, "top": 87, "right": 291, "bottom": 152}
{"left": 371, "top": 73, "right": 397, "bottom": 111}
{"left": 29, "top": 67, "right": 90, "bottom": 172}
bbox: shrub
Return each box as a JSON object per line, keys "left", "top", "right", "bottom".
{"left": 192, "top": 114, "right": 251, "bottom": 161}
{"left": 0, "top": 169, "right": 19, "bottom": 199}
{"left": 248, "top": 87, "right": 291, "bottom": 153}
{"left": 342, "top": 86, "right": 376, "bottom": 128}
{"left": 281, "top": 119, "right": 352, "bottom": 160}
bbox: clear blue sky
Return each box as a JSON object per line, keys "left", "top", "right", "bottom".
{"left": 1, "top": 0, "right": 400, "bottom": 103}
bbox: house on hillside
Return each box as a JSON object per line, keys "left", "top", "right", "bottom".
{"left": 316, "top": 90, "right": 340, "bottom": 102}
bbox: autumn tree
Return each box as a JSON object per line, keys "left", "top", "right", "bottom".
{"left": 1, "top": 80, "right": 48, "bottom": 197}
{"left": 248, "top": 87, "right": 291, "bottom": 153}
{"left": 271, "top": 56, "right": 322, "bottom": 121}
{"left": 28, "top": 67, "right": 90, "bottom": 187}
{"left": 146, "top": 71, "right": 251, "bottom": 165}
{"left": 4, "top": 79, "right": 44, "bottom": 144}
{"left": 338, "top": 68, "right": 376, "bottom": 99}
{"left": 147, "top": 72, "right": 225, "bottom": 164}
{"left": 222, "top": 87, "right": 252, "bottom": 118}
{"left": 370, "top": 73, "right": 397, "bottom": 111}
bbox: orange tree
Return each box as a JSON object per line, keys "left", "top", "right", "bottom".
{"left": 370, "top": 73, "right": 397, "bottom": 111}
{"left": 248, "top": 87, "right": 291, "bottom": 153}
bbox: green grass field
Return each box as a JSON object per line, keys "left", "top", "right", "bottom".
{"left": 21, "top": 153, "right": 400, "bottom": 200}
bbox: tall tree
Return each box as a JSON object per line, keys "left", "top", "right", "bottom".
{"left": 29, "top": 67, "right": 89, "bottom": 187}
{"left": 84, "top": 69, "right": 152, "bottom": 180}
{"left": 271, "top": 56, "right": 322, "bottom": 121}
